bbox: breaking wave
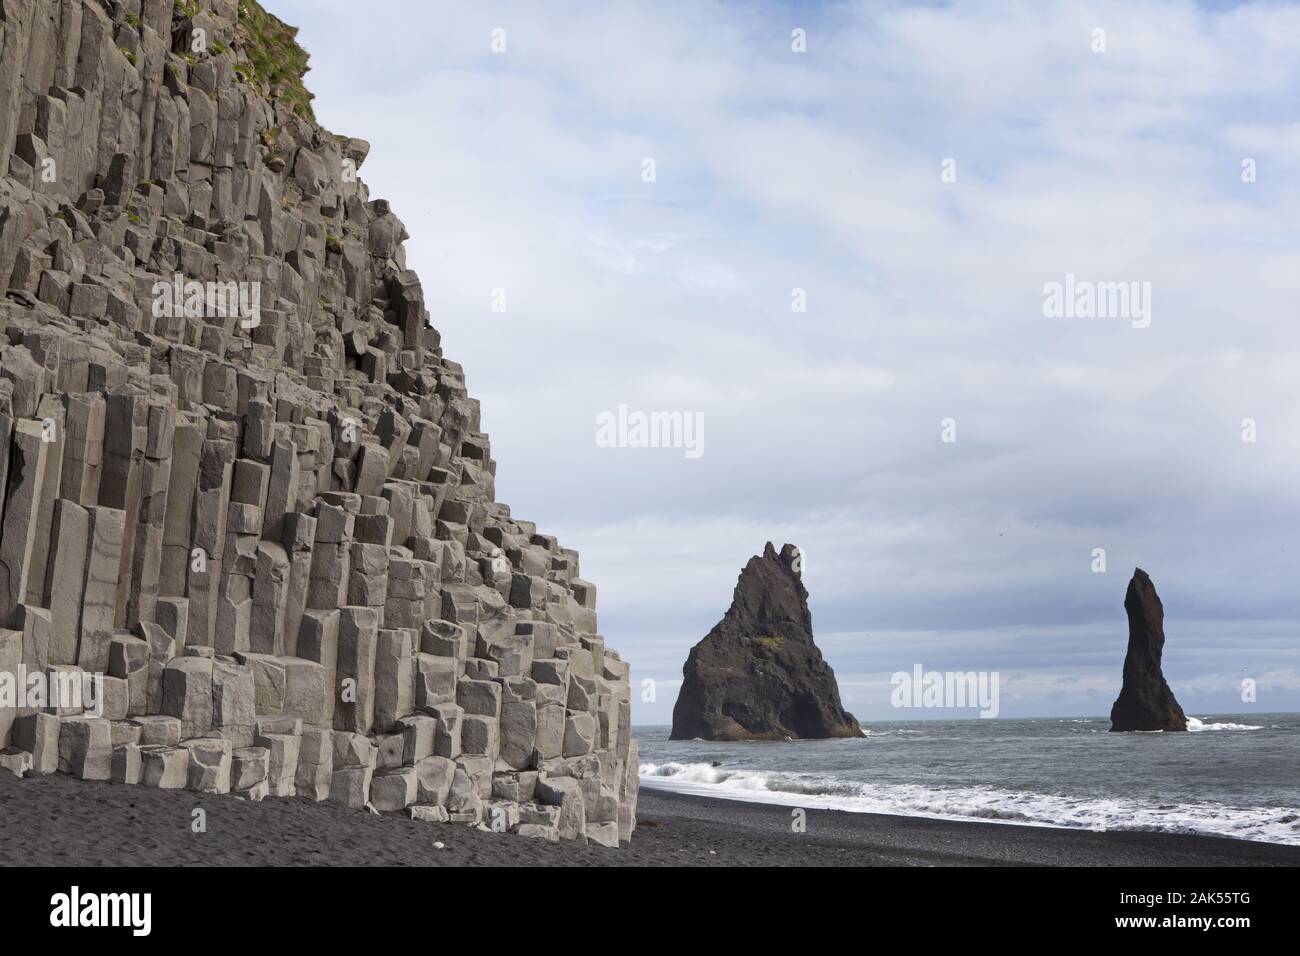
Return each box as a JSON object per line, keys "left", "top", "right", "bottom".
{"left": 1186, "top": 717, "right": 1263, "bottom": 732}
{"left": 639, "top": 761, "right": 1300, "bottom": 846}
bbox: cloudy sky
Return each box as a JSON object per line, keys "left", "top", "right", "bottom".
{"left": 272, "top": 0, "right": 1300, "bottom": 723}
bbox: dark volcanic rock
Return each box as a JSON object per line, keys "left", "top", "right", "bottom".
{"left": 1109, "top": 568, "right": 1188, "bottom": 732}
{"left": 671, "top": 543, "right": 863, "bottom": 741}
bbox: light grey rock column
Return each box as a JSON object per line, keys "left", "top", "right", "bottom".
{"left": 186, "top": 439, "right": 234, "bottom": 647}
{"left": 0, "top": 628, "right": 20, "bottom": 747}
{"left": 281, "top": 512, "right": 315, "bottom": 658}
{"left": 373, "top": 627, "right": 414, "bottom": 733}
{"left": 159, "top": 415, "right": 202, "bottom": 597}
{"left": 78, "top": 505, "right": 125, "bottom": 673}
{"left": 0, "top": 419, "right": 48, "bottom": 622}
{"left": 334, "top": 606, "right": 378, "bottom": 734}
{"left": 161, "top": 656, "right": 213, "bottom": 739}
{"left": 99, "top": 389, "right": 145, "bottom": 629}
{"left": 42, "top": 497, "right": 88, "bottom": 665}
{"left": 23, "top": 396, "right": 63, "bottom": 607}
{"left": 58, "top": 393, "right": 105, "bottom": 507}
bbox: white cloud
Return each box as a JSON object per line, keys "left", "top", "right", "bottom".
{"left": 270, "top": 0, "right": 1300, "bottom": 724}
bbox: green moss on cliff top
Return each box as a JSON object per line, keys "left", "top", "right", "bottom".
{"left": 236, "top": 0, "right": 315, "bottom": 121}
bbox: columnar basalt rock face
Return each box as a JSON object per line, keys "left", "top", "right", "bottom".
{"left": 671, "top": 543, "right": 863, "bottom": 741}
{"left": 0, "top": 0, "right": 635, "bottom": 844}
{"left": 1109, "top": 568, "right": 1187, "bottom": 732}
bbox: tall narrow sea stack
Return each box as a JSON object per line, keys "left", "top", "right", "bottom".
{"left": 671, "top": 543, "right": 863, "bottom": 741}
{"left": 0, "top": 0, "right": 635, "bottom": 845}
{"left": 1109, "top": 568, "right": 1188, "bottom": 732}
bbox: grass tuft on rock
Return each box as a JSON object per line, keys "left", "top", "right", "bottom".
{"left": 235, "top": 0, "right": 315, "bottom": 121}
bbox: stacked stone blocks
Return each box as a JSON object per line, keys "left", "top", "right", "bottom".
{"left": 0, "top": 0, "right": 636, "bottom": 845}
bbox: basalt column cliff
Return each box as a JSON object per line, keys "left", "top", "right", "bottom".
{"left": 0, "top": 0, "right": 636, "bottom": 845}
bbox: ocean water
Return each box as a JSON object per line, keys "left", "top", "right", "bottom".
{"left": 637, "top": 714, "right": 1300, "bottom": 846}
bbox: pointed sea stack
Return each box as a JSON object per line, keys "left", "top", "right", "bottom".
{"left": 671, "top": 543, "right": 863, "bottom": 741}
{"left": 1109, "top": 568, "right": 1188, "bottom": 732}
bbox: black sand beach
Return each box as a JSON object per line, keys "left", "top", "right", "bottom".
{"left": 2, "top": 772, "right": 1295, "bottom": 867}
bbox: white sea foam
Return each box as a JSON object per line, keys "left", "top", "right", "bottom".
{"left": 639, "top": 761, "right": 1300, "bottom": 846}
{"left": 1186, "top": 717, "right": 1263, "bottom": 732}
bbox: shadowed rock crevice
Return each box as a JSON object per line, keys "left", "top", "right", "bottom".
{"left": 671, "top": 543, "right": 863, "bottom": 741}
{"left": 1109, "top": 568, "right": 1187, "bottom": 732}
